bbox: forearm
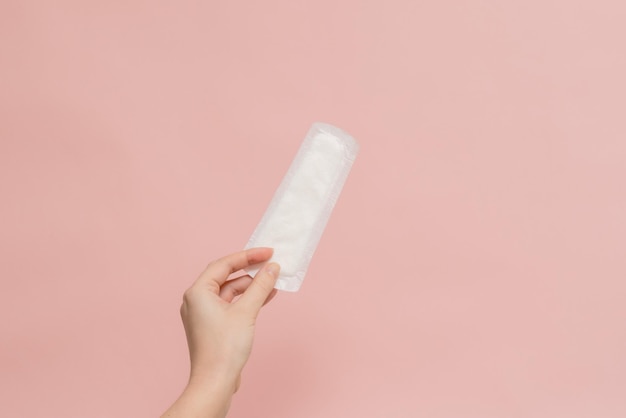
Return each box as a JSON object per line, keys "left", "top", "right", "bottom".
{"left": 161, "top": 374, "right": 237, "bottom": 418}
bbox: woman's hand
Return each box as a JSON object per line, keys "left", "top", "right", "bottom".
{"left": 162, "top": 247, "right": 279, "bottom": 418}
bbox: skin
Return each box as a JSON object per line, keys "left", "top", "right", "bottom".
{"left": 161, "top": 247, "right": 280, "bottom": 418}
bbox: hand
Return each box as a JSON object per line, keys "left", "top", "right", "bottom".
{"left": 162, "top": 248, "right": 279, "bottom": 418}
{"left": 180, "top": 247, "right": 280, "bottom": 392}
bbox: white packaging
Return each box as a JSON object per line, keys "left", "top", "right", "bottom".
{"left": 244, "top": 122, "right": 360, "bottom": 292}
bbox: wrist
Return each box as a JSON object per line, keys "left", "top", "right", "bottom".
{"left": 188, "top": 367, "right": 240, "bottom": 395}
{"left": 161, "top": 372, "right": 236, "bottom": 418}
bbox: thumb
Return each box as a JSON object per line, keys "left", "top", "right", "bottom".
{"left": 238, "top": 262, "right": 280, "bottom": 314}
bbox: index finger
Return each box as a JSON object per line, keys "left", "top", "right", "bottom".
{"left": 196, "top": 247, "right": 273, "bottom": 290}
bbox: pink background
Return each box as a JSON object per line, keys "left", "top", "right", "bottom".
{"left": 1, "top": 1, "right": 625, "bottom": 417}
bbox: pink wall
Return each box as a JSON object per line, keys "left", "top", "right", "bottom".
{"left": 1, "top": 1, "right": 625, "bottom": 417}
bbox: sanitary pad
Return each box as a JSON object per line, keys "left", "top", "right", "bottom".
{"left": 244, "top": 122, "right": 360, "bottom": 292}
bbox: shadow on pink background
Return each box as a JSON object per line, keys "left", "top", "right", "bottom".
{"left": 1, "top": 1, "right": 625, "bottom": 417}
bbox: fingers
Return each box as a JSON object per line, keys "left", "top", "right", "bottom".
{"left": 238, "top": 262, "right": 280, "bottom": 315}
{"left": 219, "top": 275, "right": 252, "bottom": 302}
{"left": 220, "top": 275, "right": 279, "bottom": 306}
{"left": 197, "top": 247, "right": 273, "bottom": 290}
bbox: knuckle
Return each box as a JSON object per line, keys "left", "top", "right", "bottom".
{"left": 182, "top": 287, "right": 195, "bottom": 303}
{"left": 204, "top": 259, "right": 218, "bottom": 272}
{"left": 180, "top": 290, "right": 190, "bottom": 316}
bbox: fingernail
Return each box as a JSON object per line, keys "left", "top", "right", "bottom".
{"left": 266, "top": 262, "right": 280, "bottom": 277}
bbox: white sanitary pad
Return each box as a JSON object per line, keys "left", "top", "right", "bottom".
{"left": 244, "top": 122, "right": 360, "bottom": 292}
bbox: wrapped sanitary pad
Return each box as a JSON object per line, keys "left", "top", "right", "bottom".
{"left": 244, "top": 123, "right": 360, "bottom": 292}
